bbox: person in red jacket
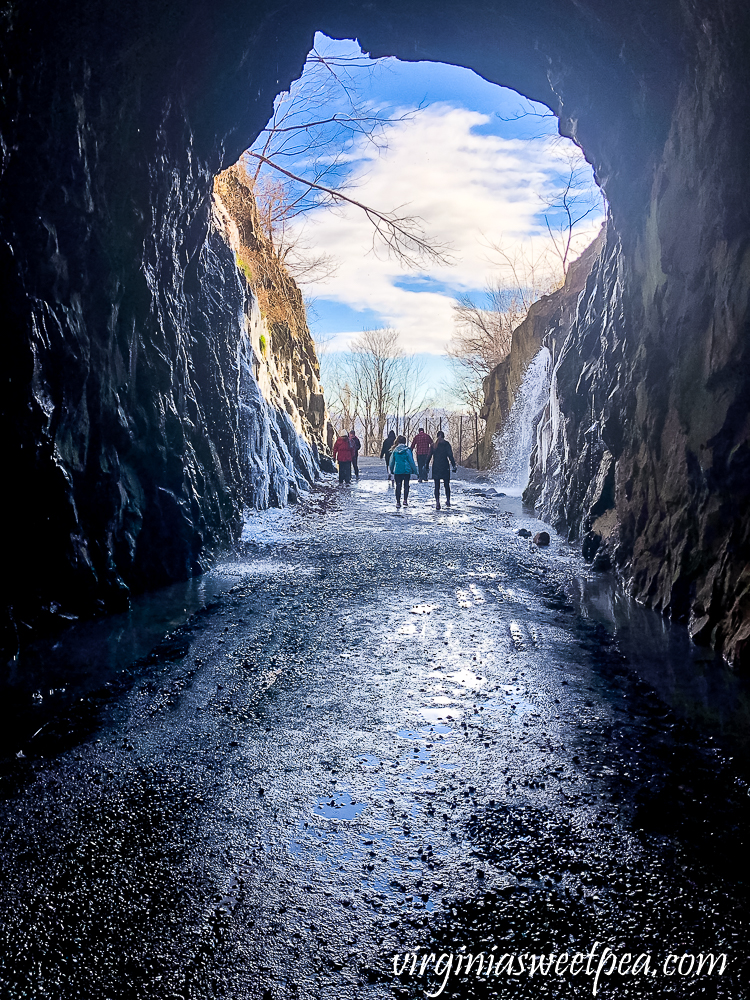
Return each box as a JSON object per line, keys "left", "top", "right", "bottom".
{"left": 410, "top": 427, "right": 434, "bottom": 482}
{"left": 332, "top": 432, "right": 354, "bottom": 484}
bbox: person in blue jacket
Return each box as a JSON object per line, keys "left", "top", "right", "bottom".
{"left": 388, "top": 435, "right": 419, "bottom": 508}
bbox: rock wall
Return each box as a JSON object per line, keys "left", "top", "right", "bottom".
{"left": 525, "top": 232, "right": 624, "bottom": 552}
{"left": 2, "top": 0, "right": 749, "bottom": 668}
{"left": 526, "top": 7, "right": 750, "bottom": 669}
{"left": 213, "top": 165, "right": 333, "bottom": 499}
{"left": 475, "top": 228, "right": 605, "bottom": 469}
{"left": 0, "top": 39, "right": 328, "bottom": 657}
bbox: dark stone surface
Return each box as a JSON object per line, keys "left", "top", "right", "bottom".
{"left": 581, "top": 532, "right": 602, "bottom": 564}
{"left": 2, "top": 0, "right": 749, "bottom": 668}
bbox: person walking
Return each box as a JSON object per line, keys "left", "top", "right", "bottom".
{"left": 389, "top": 435, "right": 419, "bottom": 508}
{"left": 348, "top": 430, "right": 361, "bottom": 480}
{"left": 332, "top": 431, "right": 354, "bottom": 485}
{"left": 380, "top": 429, "right": 396, "bottom": 484}
{"left": 410, "top": 427, "right": 434, "bottom": 482}
{"left": 430, "top": 430, "right": 457, "bottom": 509}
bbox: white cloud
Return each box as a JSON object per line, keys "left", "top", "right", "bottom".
{"left": 293, "top": 104, "right": 604, "bottom": 354}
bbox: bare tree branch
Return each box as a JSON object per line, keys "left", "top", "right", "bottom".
{"left": 246, "top": 152, "right": 454, "bottom": 268}
{"left": 448, "top": 284, "right": 523, "bottom": 380}
{"left": 540, "top": 149, "right": 605, "bottom": 275}
{"left": 240, "top": 44, "right": 453, "bottom": 274}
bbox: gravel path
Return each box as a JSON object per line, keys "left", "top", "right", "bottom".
{"left": 1, "top": 458, "right": 747, "bottom": 999}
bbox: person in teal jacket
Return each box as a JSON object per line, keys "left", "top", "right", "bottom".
{"left": 389, "top": 435, "right": 419, "bottom": 508}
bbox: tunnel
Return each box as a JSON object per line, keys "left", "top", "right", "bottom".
{"left": 1, "top": 0, "right": 749, "bottom": 668}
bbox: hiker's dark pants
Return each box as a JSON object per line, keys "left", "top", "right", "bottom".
{"left": 352, "top": 454, "right": 359, "bottom": 477}
{"left": 395, "top": 474, "right": 411, "bottom": 504}
{"left": 384, "top": 457, "right": 391, "bottom": 476}
{"left": 417, "top": 454, "right": 430, "bottom": 481}
{"left": 434, "top": 476, "right": 450, "bottom": 503}
{"left": 338, "top": 461, "right": 352, "bottom": 484}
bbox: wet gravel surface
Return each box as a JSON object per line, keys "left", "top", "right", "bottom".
{"left": 1, "top": 459, "right": 748, "bottom": 999}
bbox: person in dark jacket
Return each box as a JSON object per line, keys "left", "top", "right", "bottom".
{"left": 332, "top": 432, "right": 354, "bottom": 484}
{"left": 429, "top": 430, "right": 457, "bottom": 509}
{"left": 389, "top": 435, "right": 419, "bottom": 508}
{"left": 380, "top": 429, "right": 396, "bottom": 483}
{"left": 348, "top": 430, "right": 361, "bottom": 480}
{"left": 410, "top": 427, "right": 434, "bottom": 482}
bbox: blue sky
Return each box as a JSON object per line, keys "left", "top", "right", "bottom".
{"left": 250, "top": 34, "right": 604, "bottom": 391}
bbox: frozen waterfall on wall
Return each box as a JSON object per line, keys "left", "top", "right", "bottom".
{"left": 208, "top": 192, "right": 328, "bottom": 513}
{"left": 201, "top": 221, "right": 323, "bottom": 513}
{"left": 237, "top": 305, "right": 321, "bottom": 510}
{"left": 493, "top": 347, "right": 552, "bottom": 493}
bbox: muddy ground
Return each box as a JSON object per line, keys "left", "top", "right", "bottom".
{"left": 1, "top": 458, "right": 748, "bottom": 999}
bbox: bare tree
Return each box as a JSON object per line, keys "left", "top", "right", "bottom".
{"left": 450, "top": 371, "right": 486, "bottom": 432}
{"left": 445, "top": 276, "right": 529, "bottom": 446}
{"left": 498, "top": 97, "right": 606, "bottom": 243}
{"left": 249, "top": 174, "right": 339, "bottom": 284}
{"left": 323, "top": 367, "right": 358, "bottom": 436}
{"left": 321, "top": 328, "right": 402, "bottom": 453}
{"left": 482, "top": 236, "right": 562, "bottom": 304}
{"left": 541, "top": 149, "right": 604, "bottom": 276}
{"left": 348, "top": 328, "right": 403, "bottom": 452}
{"left": 245, "top": 153, "right": 452, "bottom": 272}
{"left": 241, "top": 43, "right": 452, "bottom": 275}
{"left": 321, "top": 328, "right": 437, "bottom": 454}
{"left": 448, "top": 283, "right": 526, "bottom": 381}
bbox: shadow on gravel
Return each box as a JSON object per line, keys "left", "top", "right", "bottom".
{"left": 386, "top": 785, "right": 749, "bottom": 998}
{"left": 0, "top": 764, "right": 219, "bottom": 1000}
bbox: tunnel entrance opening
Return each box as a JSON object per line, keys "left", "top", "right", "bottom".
{"left": 216, "top": 33, "right": 604, "bottom": 480}
{"left": 3, "top": 0, "right": 747, "bottom": 678}
{"left": 3, "top": 4, "right": 750, "bottom": 988}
